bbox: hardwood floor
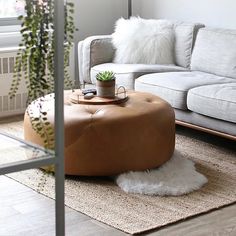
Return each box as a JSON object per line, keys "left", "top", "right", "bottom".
{"left": 1, "top": 174, "right": 236, "bottom": 236}
{"left": 0, "top": 116, "right": 235, "bottom": 235}
{"left": 0, "top": 175, "right": 126, "bottom": 236}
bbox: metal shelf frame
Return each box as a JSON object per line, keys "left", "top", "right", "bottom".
{"left": 0, "top": 0, "right": 66, "bottom": 235}
{"left": 128, "top": 0, "right": 132, "bottom": 18}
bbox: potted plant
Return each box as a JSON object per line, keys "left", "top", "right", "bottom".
{"left": 96, "top": 71, "right": 116, "bottom": 98}
{"left": 9, "top": 0, "right": 77, "bottom": 149}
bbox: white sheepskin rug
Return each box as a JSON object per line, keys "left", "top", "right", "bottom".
{"left": 116, "top": 150, "right": 208, "bottom": 196}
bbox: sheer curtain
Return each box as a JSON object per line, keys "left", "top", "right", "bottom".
{"left": 0, "top": 0, "right": 25, "bottom": 18}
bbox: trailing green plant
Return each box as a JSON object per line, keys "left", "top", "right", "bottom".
{"left": 9, "top": 0, "right": 77, "bottom": 150}
{"left": 96, "top": 71, "right": 116, "bottom": 82}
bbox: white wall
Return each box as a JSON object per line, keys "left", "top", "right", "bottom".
{"left": 73, "top": 0, "right": 127, "bottom": 41}
{"left": 133, "top": 0, "right": 236, "bottom": 29}
{"left": 71, "top": 0, "right": 127, "bottom": 85}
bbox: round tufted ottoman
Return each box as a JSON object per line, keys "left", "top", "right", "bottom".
{"left": 24, "top": 90, "right": 175, "bottom": 176}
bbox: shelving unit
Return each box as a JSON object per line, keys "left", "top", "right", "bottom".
{"left": 0, "top": 0, "right": 66, "bottom": 235}
{"left": 0, "top": 132, "right": 55, "bottom": 174}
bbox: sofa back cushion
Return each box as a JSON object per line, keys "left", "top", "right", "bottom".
{"left": 191, "top": 28, "right": 236, "bottom": 79}
{"left": 174, "top": 22, "right": 204, "bottom": 68}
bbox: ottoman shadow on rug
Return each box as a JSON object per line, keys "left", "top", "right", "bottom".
{"left": 1, "top": 121, "right": 236, "bottom": 235}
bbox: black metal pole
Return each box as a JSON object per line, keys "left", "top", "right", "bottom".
{"left": 128, "top": 0, "right": 132, "bottom": 18}
{"left": 54, "top": 0, "right": 65, "bottom": 235}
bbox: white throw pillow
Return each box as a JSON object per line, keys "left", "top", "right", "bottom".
{"left": 112, "top": 17, "right": 175, "bottom": 65}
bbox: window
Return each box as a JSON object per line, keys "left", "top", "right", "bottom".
{"left": 0, "top": 0, "right": 25, "bottom": 25}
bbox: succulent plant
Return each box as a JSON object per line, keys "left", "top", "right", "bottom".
{"left": 96, "top": 71, "right": 116, "bottom": 81}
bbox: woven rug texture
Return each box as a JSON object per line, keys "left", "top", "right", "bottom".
{"left": 0, "top": 121, "right": 236, "bottom": 234}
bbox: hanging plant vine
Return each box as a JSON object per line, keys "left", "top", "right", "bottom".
{"left": 9, "top": 0, "right": 77, "bottom": 150}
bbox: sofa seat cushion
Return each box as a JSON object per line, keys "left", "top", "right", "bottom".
{"left": 91, "top": 63, "right": 188, "bottom": 89}
{"left": 135, "top": 71, "right": 235, "bottom": 110}
{"left": 187, "top": 83, "right": 236, "bottom": 123}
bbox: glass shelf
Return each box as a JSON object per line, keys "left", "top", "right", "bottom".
{"left": 0, "top": 132, "right": 55, "bottom": 175}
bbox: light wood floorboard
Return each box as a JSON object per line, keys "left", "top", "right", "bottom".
{"left": 0, "top": 175, "right": 126, "bottom": 236}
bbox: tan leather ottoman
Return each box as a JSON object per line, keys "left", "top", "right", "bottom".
{"left": 24, "top": 90, "right": 175, "bottom": 176}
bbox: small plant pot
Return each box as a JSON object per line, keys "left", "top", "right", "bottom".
{"left": 96, "top": 79, "right": 116, "bottom": 98}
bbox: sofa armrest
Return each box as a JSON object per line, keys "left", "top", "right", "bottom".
{"left": 78, "top": 35, "right": 115, "bottom": 84}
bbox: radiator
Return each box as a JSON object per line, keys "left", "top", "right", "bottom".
{"left": 0, "top": 46, "right": 75, "bottom": 118}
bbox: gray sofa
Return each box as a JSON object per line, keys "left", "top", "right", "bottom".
{"left": 78, "top": 22, "right": 236, "bottom": 140}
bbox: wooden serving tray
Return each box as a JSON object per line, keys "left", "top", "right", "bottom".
{"left": 70, "top": 90, "right": 128, "bottom": 105}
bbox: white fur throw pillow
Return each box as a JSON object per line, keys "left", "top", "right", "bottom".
{"left": 112, "top": 17, "right": 175, "bottom": 64}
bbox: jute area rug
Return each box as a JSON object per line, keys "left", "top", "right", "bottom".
{"left": 1, "top": 121, "right": 236, "bottom": 235}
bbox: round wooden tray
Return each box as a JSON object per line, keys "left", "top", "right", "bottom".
{"left": 70, "top": 91, "right": 128, "bottom": 105}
